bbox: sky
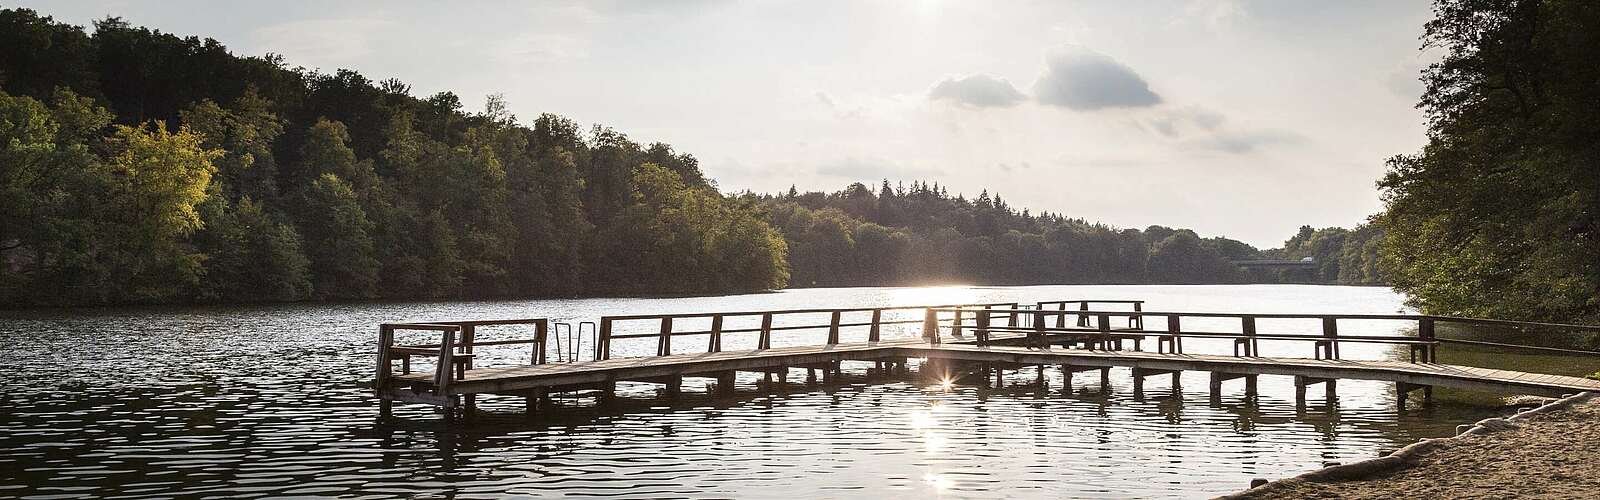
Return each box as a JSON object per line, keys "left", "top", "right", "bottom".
{"left": 23, "top": 0, "right": 1440, "bottom": 248}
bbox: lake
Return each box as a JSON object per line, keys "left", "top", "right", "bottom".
{"left": 2, "top": 284, "right": 1587, "bottom": 498}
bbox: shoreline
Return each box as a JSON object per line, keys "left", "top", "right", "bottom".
{"left": 1218, "top": 391, "right": 1600, "bottom": 499}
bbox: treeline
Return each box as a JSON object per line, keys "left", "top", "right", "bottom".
{"left": 755, "top": 182, "right": 1385, "bottom": 287}
{"left": 0, "top": 9, "right": 787, "bottom": 307}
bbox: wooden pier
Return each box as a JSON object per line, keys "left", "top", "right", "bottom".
{"left": 373, "top": 300, "right": 1600, "bottom": 414}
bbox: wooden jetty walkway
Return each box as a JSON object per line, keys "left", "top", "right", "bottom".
{"left": 373, "top": 300, "right": 1600, "bottom": 413}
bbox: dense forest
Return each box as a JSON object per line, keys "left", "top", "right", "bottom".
{"left": 758, "top": 182, "right": 1384, "bottom": 287}
{"left": 0, "top": 8, "right": 787, "bottom": 306}
{"left": 0, "top": 8, "right": 1385, "bottom": 308}
{"left": 1376, "top": 0, "right": 1599, "bottom": 323}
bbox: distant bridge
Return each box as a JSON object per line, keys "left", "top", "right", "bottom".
{"left": 1232, "top": 258, "right": 1318, "bottom": 270}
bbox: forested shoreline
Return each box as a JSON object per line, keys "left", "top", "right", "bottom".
{"left": 2, "top": 9, "right": 1378, "bottom": 308}
{"left": 759, "top": 183, "right": 1382, "bottom": 288}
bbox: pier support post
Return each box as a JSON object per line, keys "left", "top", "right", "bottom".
{"left": 1396, "top": 381, "right": 1434, "bottom": 408}
{"left": 1294, "top": 375, "right": 1336, "bottom": 405}
{"left": 666, "top": 375, "right": 683, "bottom": 397}
{"left": 1132, "top": 367, "right": 1181, "bottom": 397}
{"left": 1209, "top": 372, "right": 1259, "bottom": 400}
{"left": 717, "top": 371, "right": 736, "bottom": 395}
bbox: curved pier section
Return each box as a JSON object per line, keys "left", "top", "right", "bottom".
{"left": 372, "top": 300, "right": 1600, "bottom": 413}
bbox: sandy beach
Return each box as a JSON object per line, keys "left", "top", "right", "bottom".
{"left": 1222, "top": 392, "right": 1600, "bottom": 499}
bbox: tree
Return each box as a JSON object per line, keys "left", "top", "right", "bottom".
{"left": 292, "top": 173, "right": 379, "bottom": 299}
{"left": 1377, "top": 0, "right": 1600, "bottom": 321}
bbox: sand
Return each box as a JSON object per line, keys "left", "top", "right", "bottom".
{"left": 1220, "top": 392, "right": 1600, "bottom": 500}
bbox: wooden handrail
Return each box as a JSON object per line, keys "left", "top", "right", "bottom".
{"left": 595, "top": 302, "right": 1019, "bottom": 359}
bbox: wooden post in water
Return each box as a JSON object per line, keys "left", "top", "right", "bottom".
{"left": 435, "top": 326, "right": 456, "bottom": 407}
{"left": 376, "top": 325, "right": 394, "bottom": 388}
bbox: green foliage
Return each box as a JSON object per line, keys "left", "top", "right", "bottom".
{"left": 0, "top": 8, "right": 790, "bottom": 306}
{"left": 292, "top": 174, "right": 380, "bottom": 299}
{"left": 765, "top": 183, "right": 1258, "bottom": 286}
{"left": 1377, "top": 0, "right": 1600, "bottom": 322}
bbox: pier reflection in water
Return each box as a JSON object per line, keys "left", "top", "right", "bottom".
{"left": 0, "top": 285, "right": 1576, "bottom": 498}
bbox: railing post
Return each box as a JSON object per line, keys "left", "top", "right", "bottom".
{"left": 759, "top": 313, "right": 773, "bottom": 349}
{"left": 534, "top": 319, "right": 549, "bottom": 364}
{"left": 658, "top": 317, "right": 674, "bottom": 356}
{"left": 598, "top": 318, "right": 613, "bottom": 360}
{"left": 1131, "top": 302, "right": 1144, "bottom": 330}
{"left": 1031, "top": 309, "right": 1047, "bottom": 346}
{"left": 868, "top": 309, "right": 883, "bottom": 342}
{"left": 1418, "top": 317, "right": 1436, "bottom": 363}
{"left": 1077, "top": 302, "right": 1090, "bottom": 327}
{"left": 1097, "top": 313, "right": 1111, "bottom": 349}
{"left": 1322, "top": 317, "right": 1339, "bottom": 359}
{"left": 952, "top": 308, "right": 964, "bottom": 337}
{"left": 1007, "top": 304, "right": 1019, "bottom": 328}
{"left": 827, "top": 311, "right": 842, "bottom": 345}
{"left": 976, "top": 308, "right": 991, "bottom": 346}
{"left": 460, "top": 323, "right": 476, "bottom": 370}
{"left": 709, "top": 314, "right": 724, "bottom": 353}
{"left": 435, "top": 326, "right": 456, "bottom": 395}
{"left": 1167, "top": 315, "right": 1183, "bottom": 353}
{"left": 1241, "top": 316, "right": 1257, "bottom": 356}
{"left": 376, "top": 325, "right": 394, "bottom": 388}
{"left": 923, "top": 308, "right": 941, "bottom": 344}
{"left": 1055, "top": 302, "right": 1067, "bottom": 328}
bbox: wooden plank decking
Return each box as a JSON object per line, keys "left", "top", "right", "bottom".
{"left": 386, "top": 338, "right": 1600, "bottom": 400}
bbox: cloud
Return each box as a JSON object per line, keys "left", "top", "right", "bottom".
{"left": 1146, "top": 105, "right": 1226, "bottom": 138}
{"left": 1035, "top": 46, "right": 1162, "bottom": 111}
{"left": 1192, "top": 129, "right": 1305, "bottom": 154}
{"left": 928, "top": 74, "right": 1026, "bottom": 108}
{"left": 816, "top": 157, "right": 943, "bottom": 179}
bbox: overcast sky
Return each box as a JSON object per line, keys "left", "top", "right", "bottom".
{"left": 26, "top": 0, "right": 1439, "bottom": 247}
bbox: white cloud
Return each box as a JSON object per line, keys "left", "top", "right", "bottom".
{"left": 929, "top": 74, "right": 1026, "bottom": 108}
{"left": 1034, "top": 46, "right": 1161, "bottom": 111}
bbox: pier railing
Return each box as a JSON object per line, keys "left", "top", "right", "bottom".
{"left": 921, "top": 308, "right": 1600, "bottom": 363}
{"left": 595, "top": 302, "right": 1022, "bottom": 360}
{"left": 376, "top": 319, "right": 550, "bottom": 397}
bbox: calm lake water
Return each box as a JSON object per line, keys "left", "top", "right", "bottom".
{"left": 2, "top": 285, "right": 1588, "bottom": 499}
